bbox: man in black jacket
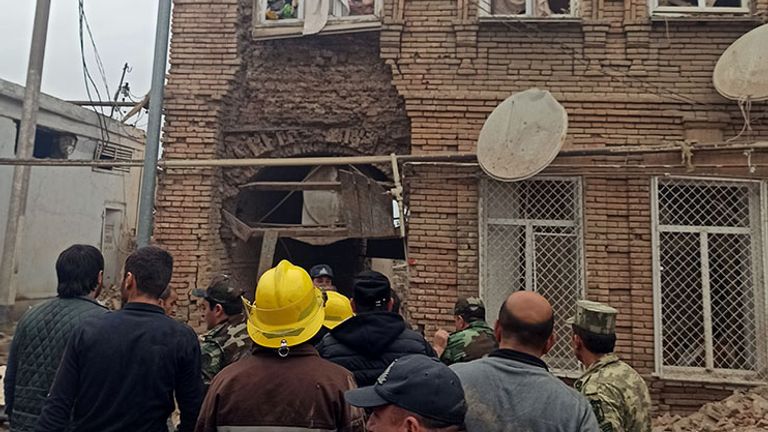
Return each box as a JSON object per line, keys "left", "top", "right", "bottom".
{"left": 316, "top": 270, "right": 436, "bottom": 386}
{"left": 36, "top": 246, "right": 203, "bottom": 432}
{"left": 5, "top": 245, "right": 108, "bottom": 432}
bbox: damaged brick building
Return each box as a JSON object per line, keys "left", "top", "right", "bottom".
{"left": 159, "top": 0, "right": 768, "bottom": 415}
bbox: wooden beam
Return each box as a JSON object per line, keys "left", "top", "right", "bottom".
{"left": 256, "top": 230, "right": 279, "bottom": 280}
{"left": 239, "top": 181, "right": 342, "bottom": 191}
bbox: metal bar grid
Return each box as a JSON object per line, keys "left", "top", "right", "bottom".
{"left": 480, "top": 176, "right": 584, "bottom": 373}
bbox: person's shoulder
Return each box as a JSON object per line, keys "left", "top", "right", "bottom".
{"left": 450, "top": 355, "right": 493, "bottom": 376}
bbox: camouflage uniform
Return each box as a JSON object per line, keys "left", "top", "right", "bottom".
{"left": 441, "top": 297, "right": 497, "bottom": 365}
{"left": 192, "top": 274, "right": 252, "bottom": 386}
{"left": 200, "top": 316, "right": 250, "bottom": 385}
{"left": 571, "top": 300, "right": 652, "bottom": 432}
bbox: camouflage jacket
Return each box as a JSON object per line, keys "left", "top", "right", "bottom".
{"left": 200, "top": 315, "right": 250, "bottom": 386}
{"left": 440, "top": 320, "right": 497, "bottom": 365}
{"left": 574, "top": 353, "right": 652, "bottom": 432}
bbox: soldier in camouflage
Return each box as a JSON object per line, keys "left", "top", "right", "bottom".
{"left": 570, "top": 300, "right": 652, "bottom": 432}
{"left": 433, "top": 297, "right": 497, "bottom": 365}
{"left": 192, "top": 274, "right": 251, "bottom": 387}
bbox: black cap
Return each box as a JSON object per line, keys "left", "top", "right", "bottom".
{"left": 310, "top": 264, "right": 334, "bottom": 280}
{"left": 344, "top": 355, "right": 467, "bottom": 426}
{"left": 191, "top": 274, "right": 243, "bottom": 305}
{"left": 352, "top": 270, "right": 391, "bottom": 308}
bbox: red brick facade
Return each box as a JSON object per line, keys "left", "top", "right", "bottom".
{"left": 160, "top": 0, "right": 768, "bottom": 416}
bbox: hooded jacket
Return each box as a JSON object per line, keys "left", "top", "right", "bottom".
{"left": 316, "top": 311, "right": 436, "bottom": 386}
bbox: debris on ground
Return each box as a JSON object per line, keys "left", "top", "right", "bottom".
{"left": 654, "top": 386, "right": 768, "bottom": 432}
{"left": 98, "top": 284, "right": 123, "bottom": 311}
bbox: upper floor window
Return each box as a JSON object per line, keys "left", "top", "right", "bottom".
{"left": 256, "top": 0, "right": 381, "bottom": 35}
{"left": 652, "top": 0, "right": 749, "bottom": 14}
{"left": 478, "top": 0, "right": 578, "bottom": 17}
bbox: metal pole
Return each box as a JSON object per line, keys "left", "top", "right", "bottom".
{"left": 0, "top": 0, "right": 52, "bottom": 322}
{"left": 136, "top": 0, "right": 172, "bottom": 247}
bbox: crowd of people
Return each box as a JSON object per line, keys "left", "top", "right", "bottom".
{"left": 4, "top": 244, "right": 652, "bottom": 432}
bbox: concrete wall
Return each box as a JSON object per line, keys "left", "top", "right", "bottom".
{"left": 0, "top": 79, "right": 144, "bottom": 300}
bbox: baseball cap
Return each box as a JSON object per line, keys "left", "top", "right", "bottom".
{"left": 352, "top": 270, "right": 391, "bottom": 308}
{"left": 191, "top": 274, "right": 244, "bottom": 305}
{"left": 310, "top": 264, "right": 334, "bottom": 280}
{"left": 567, "top": 300, "right": 618, "bottom": 335}
{"left": 344, "top": 355, "right": 467, "bottom": 426}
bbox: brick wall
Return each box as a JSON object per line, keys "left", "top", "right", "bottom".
{"left": 162, "top": 0, "right": 768, "bottom": 415}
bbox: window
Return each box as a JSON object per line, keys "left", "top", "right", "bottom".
{"left": 256, "top": 0, "right": 382, "bottom": 36}
{"left": 478, "top": 0, "right": 578, "bottom": 18}
{"left": 651, "top": 0, "right": 748, "bottom": 14}
{"left": 652, "top": 177, "right": 766, "bottom": 380}
{"left": 480, "top": 177, "right": 584, "bottom": 373}
{"left": 94, "top": 142, "right": 134, "bottom": 173}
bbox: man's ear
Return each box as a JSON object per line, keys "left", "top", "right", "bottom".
{"left": 214, "top": 303, "right": 224, "bottom": 316}
{"left": 404, "top": 416, "right": 421, "bottom": 432}
{"left": 494, "top": 319, "right": 502, "bottom": 342}
{"left": 386, "top": 298, "right": 395, "bottom": 312}
{"left": 93, "top": 270, "right": 104, "bottom": 298}
{"left": 543, "top": 331, "right": 557, "bottom": 355}
{"left": 350, "top": 299, "right": 357, "bottom": 313}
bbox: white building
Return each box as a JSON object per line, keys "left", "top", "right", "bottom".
{"left": 0, "top": 78, "right": 145, "bottom": 303}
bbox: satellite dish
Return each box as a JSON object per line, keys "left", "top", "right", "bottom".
{"left": 477, "top": 88, "right": 568, "bottom": 182}
{"left": 713, "top": 24, "right": 768, "bottom": 102}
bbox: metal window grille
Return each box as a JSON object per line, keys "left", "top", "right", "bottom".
{"left": 480, "top": 177, "right": 584, "bottom": 373}
{"left": 652, "top": 177, "right": 767, "bottom": 379}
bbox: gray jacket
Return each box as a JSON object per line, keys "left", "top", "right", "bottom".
{"left": 451, "top": 349, "right": 599, "bottom": 432}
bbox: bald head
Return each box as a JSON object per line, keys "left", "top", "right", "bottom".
{"left": 497, "top": 291, "right": 555, "bottom": 353}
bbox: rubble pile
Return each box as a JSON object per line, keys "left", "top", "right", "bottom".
{"left": 654, "top": 386, "right": 768, "bottom": 432}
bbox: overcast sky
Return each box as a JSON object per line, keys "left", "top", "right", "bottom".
{"left": 0, "top": 0, "right": 159, "bottom": 126}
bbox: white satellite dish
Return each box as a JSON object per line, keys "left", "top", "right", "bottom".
{"left": 713, "top": 24, "right": 768, "bottom": 102}
{"left": 477, "top": 88, "right": 568, "bottom": 182}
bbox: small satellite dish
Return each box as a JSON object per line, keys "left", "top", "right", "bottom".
{"left": 713, "top": 24, "right": 768, "bottom": 102}
{"left": 477, "top": 88, "right": 568, "bottom": 182}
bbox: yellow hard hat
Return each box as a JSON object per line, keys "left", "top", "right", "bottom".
{"left": 323, "top": 291, "right": 354, "bottom": 329}
{"left": 243, "top": 260, "right": 325, "bottom": 348}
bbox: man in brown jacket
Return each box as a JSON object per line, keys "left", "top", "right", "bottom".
{"left": 195, "top": 260, "right": 364, "bottom": 432}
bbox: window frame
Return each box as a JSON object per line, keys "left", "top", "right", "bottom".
{"left": 651, "top": 176, "right": 768, "bottom": 383}
{"left": 479, "top": 175, "right": 586, "bottom": 376}
{"left": 650, "top": 0, "right": 749, "bottom": 15}
{"left": 477, "top": 0, "right": 580, "bottom": 19}
{"left": 253, "top": 0, "right": 383, "bottom": 38}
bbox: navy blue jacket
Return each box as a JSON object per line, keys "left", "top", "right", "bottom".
{"left": 36, "top": 302, "right": 203, "bottom": 432}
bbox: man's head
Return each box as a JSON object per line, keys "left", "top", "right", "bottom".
{"left": 191, "top": 274, "right": 245, "bottom": 330}
{"left": 310, "top": 264, "right": 335, "bottom": 291}
{"left": 345, "top": 355, "right": 466, "bottom": 432}
{"left": 56, "top": 245, "right": 104, "bottom": 299}
{"left": 159, "top": 286, "right": 178, "bottom": 316}
{"left": 496, "top": 291, "right": 555, "bottom": 357}
{"left": 120, "top": 246, "right": 173, "bottom": 304}
{"left": 351, "top": 270, "right": 393, "bottom": 314}
{"left": 569, "top": 300, "right": 618, "bottom": 363}
{"left": 453, "top": 297, "right": 485, "bottom": 331}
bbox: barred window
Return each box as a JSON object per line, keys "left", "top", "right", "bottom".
{"left": 652, "top": 177, "right": 766, "bottom": 380}
{"left": 480, "top": 177, "right": 584, "bottom": 374}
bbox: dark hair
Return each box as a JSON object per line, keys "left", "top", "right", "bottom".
{"left": 497, "top": 302, "right": 554, "bottom": 350}
{"left": 124, "top": 246, "right": 173, "bottom": 298}
{"left": 56, "top": 245, "right": 104, "bottom": 298}
{"left": 573, "top": 326, "right": 616, "bottom": 354}
{"left": 206, "top": 298, "right": 243, "bottom": 316}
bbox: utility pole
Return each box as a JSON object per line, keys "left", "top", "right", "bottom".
{"left": 0, "top": 0, "right": 52, "bottom": 323}
{"left": 136, "top": 0, "right": 172, "bottom": 247}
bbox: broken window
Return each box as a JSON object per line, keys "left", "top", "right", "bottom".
{"left": 653, "top": 177, "right": 765, "bottom": 379}
{"left": 480, "top": 0, "right": 576, "bottom": 17}
{"left": 29, "top": 126, "right": 76, "bottom": 159}
{"left": 653, "top": 0, "right": 748, "bottom": 13}
{"left": 260, "top": 0, "right": 380, "bottom": 24}
{"left": 480, "top": 177, "right": 584, "bottom": 374}
{"left": 94, "top": 142, "right": 134, "bottom": 173}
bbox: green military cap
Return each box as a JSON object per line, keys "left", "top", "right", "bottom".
{"left": 191, "top": 274, "right": 244, "bottom": 305}
{"left": 454, "top": 297, "right": 485, "bottom": 316}
{"left": 568, "top": 300, "right": 618, "bottom": 336}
